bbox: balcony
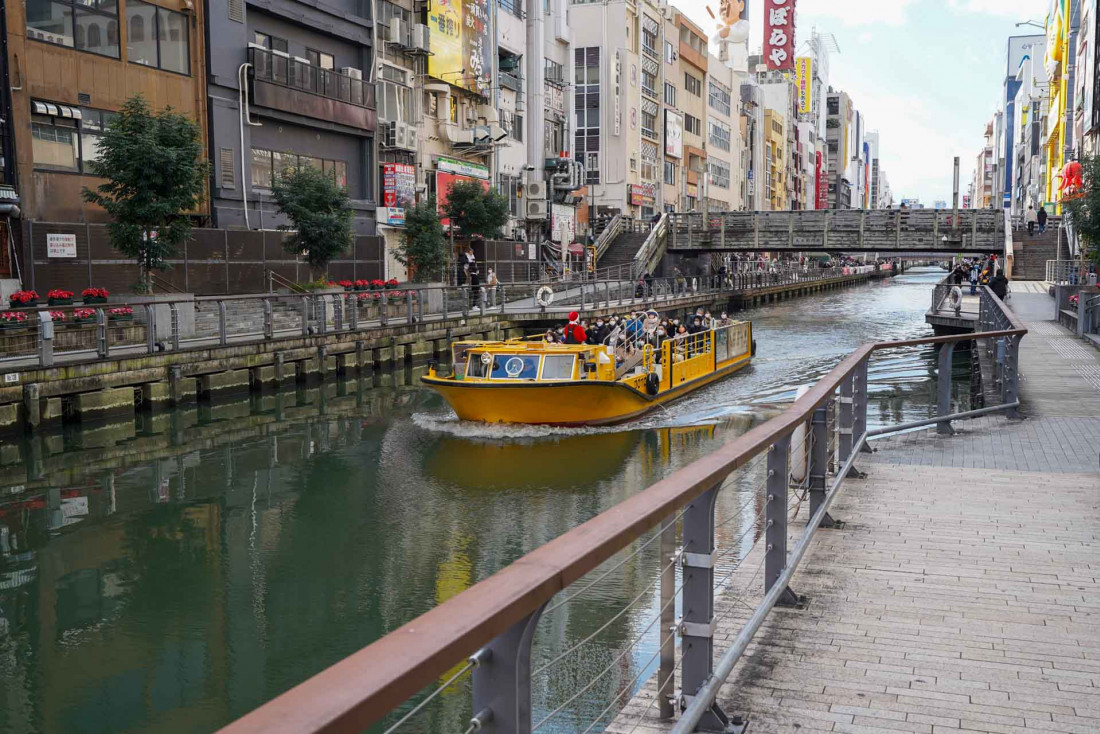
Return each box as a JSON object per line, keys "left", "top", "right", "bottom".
{"left": 500, "top": 72, "right": 522, "bottom": 92}
{"left": 642, "top": 42, "right": 659, "bottom": 61}
{"left": 249, "top": 46, "right": 377, "bottom": 132}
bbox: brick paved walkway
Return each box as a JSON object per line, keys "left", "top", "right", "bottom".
{"left": 607, "top": 293, "right": 1100, "bottom": 734}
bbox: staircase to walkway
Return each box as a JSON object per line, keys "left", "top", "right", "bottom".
{"left": 598, "top": 230, "right": 649, "bottom": 274}
{"left": 1012, "top": 225, "right": 1062, "bottom": 280}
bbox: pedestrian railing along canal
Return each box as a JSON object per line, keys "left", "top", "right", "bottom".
{"left": 0, "top": 265, "right": 886, "bottom": 369}
{"left": 221, "top": 287, "right": 1024, "bottom": 734}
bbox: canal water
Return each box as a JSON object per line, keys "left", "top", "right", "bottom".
{"left": 0, "top": 267, "right": 966, "bottom": 734}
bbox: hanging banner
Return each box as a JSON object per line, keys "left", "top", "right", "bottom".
{"left": 815, "top": 151, "right": 828, "bottom": 209}
{"left": 427, "top": 0, "right": 491, "bottom": 96}
{"left": 664, "top": 110, "right": 683, "bottom": 159}
{"left": 764, "top": 0, "right": 796, "bottom": 71}
{"left": 795, "top": 56, "right": 812, "bottom": 114}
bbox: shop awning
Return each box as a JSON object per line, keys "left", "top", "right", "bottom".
{"left": 32, "top": 100, "right": 82, "bottom": 119}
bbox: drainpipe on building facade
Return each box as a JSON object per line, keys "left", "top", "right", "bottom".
{"left": 238, "top": 63, "right": 262, "bottom": 230}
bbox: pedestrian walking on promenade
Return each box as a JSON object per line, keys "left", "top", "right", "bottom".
{"left": 1025, "top": 205, "right": 1037, "bottom": 236}
{"left": 1037, "top": 206, "right": 1048, "bottom": 234}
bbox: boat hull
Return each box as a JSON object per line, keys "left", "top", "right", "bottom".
{"left": 422, "top": 357, "right": 750, "bottom": 426}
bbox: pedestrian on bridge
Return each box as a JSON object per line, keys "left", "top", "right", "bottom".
{"left": 1037, "top": 206, "right": 1048, "bottom": 234}
{"left": 1025, "top": 205, "right": 1038, "bottom": 236}
{"left": 969, "top": 264, "right": 979, "bottom": 296}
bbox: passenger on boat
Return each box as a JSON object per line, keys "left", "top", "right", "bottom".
{"left": 718, "top": 312, "right": 732, "bottom": 328}
{"left": 545, "top": 330, "right": 558, "bottom": 343}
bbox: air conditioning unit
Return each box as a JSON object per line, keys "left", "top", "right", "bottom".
{"left": 403, "top": 124, "right": 419, "bottom": 149}
{"left": 386, "top": 19, "right": 407, "bottom": 45}
{"left": 382, "top": 121, "right": 398, "bottom": 147}
{"left": 526, "top": 180, "right": 547, "bottom": 200}
{"left": 340, "top": 66, "right": 363, "bottom": 80}
{"left": 412, "top": 24, "right": 430, "bottom": 53}
{"left": 395, "top": 122, "right": 416, "bottom": 150}
{"left": 465, "top": 104, "right": 478, "bottom": 124}
{"left": 526, "top": 199, "right": 548, "bottom": 220}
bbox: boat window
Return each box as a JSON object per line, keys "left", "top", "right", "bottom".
{"left": 491, "top": 354, "right": 540, "bottom": 380}
{"left": 715, "top": 327, "right": 729, "bottom": 360}
{"left": 466, "top": 354, "right": 490, "bottom": 378}
{"left": 540, "top": 354, "right": 576, "bottom": 380}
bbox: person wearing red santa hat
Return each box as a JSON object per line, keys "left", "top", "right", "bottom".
{"left": 563, "top": 311, "right": 586, "bottom": 344}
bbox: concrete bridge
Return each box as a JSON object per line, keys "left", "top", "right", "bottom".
{"left": 667, "top": 209, "right": 1006, "bottom": 255}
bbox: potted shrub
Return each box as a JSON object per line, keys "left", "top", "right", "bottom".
{"left": 108, "top": 305, "right": 134, "bottom": 322}
{"left": 73, "top": 307, "right": 97, "bottom": 324}
{"left": 8, "top": 290, "right": 38, "bottom": 308}
{"left": 370, "top": 279, "right": 385, "bottom": 291}
{"left": 0, "top": 311, "right": 28, "bottom": 330}
{"left": 385, "top": 278, "right": 399, "bottom": 290}
{"left": 337, "top": 279, "right": 354, "bottom": 291}
{"left": 47, "top": 289, "right": 74, "bottom": 306}
{"left": 48, "top": 310, "right": 67, "bottom": 324}
{"left": 82, "top": 287, "right": 109, "bottom": 304}
{"left": 354, "top": 279, "right": 370, "bottom": 291}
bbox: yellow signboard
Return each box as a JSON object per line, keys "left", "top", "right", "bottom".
{"left": 796, "top": 57, "right": 812, "bottom": 114}
{"left": 427, "top": 0, "right": 491, "bottom": 96}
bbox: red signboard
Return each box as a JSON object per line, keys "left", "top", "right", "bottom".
{"left": 815, "top": 151, "right": 828, "bottom": 209}
{"left": 764, "top": 0, "right": 796, "bottom": 71}
{"left": 382, "top": 163, "right": 416, "bottom": 208}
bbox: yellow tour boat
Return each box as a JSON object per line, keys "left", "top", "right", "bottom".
{"left": 421, "top": 321, "right": 754, "bottom": 426}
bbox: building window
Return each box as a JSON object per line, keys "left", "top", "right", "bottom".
{"left": 684, "top": 72, "right": 701, "bottom": 96}
{"left": 544, "top": 119, "right": 563, "bottom": 157}
{"left": 500, "top": 174, "right": 520, "bottom": 217}
{"left": 251, "top": 147, "right": 347, "bottom": 190}
{"left": 665, "top": 41, "right": 675, "bottom": 64}
{"left": 307, "top": 49, "right": 335, "bottom": 70}
{"left": 641, "top": 111, "right": 657, "bottom": 140}
{"left": 511, "top": 114, "right": 524, "bottom": 141}
{"left": 27, "top": 0, "right": 119, "bottom": 57}
{"left": 574, "top": 46, "right": 600, "bottom": 184}
{"left": 253, "top": 32, "right": 288, "bottom": 53}
{"left": 708, "top": 158, "right": 730, "bottom": 189}
{"left": 545, "top": 58, "right": 564, "bottom": 84}
{"left": 641, "top": 69, "right": 657, "bottom": 98}
{"left": 497, "top": 0, "right": 523, "bottom": 17}
{"left": 708, "top": 80, "right": 731, "bottom": 116}
{"left": 127, "top": 0, "right": 189, "bottom": 73}
{"left": 641, "top": 152, "right": 657, "bottom": 182}
{"left": 80, "top": 108, "right": 116, "bottom": 166}
{"left": 379, "top": 79, "right": 413, "bottom": 124}
{"left": 664, "top": 82, "right": 676, "bottom": 107}
{"left": 708, "top": 120, "right": 731, "bottom": 152}
{"left": 684, "top": 114, "right": 701, "bottom": 136}
{"left": 641, "top": 24, "right": 658, "bottom": 58}
{"left": 32, "top": 118, "right": 79, "bottom": 171}
{"left": 663, "top": 160, "right": 675, "bottom": 185}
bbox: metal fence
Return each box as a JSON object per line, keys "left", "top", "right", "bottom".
{"left": 1, "top": 265, "right": 892, "bottom": 370}
{"left": 1045, "top": 259, "right": 1097, "bottom": 285}
{"left": 216, "top": 285, "right": 1024, "bottom": 734}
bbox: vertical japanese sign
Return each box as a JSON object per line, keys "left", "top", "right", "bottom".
{"left": 815, "top": 151, "right": 828, "bottom": 209}
{"left": 428, "top": 0, "right": 491, "bottom": 96}
{"left": 381, "top": 163, "right": 416, "bottom": 226}
{"left": 795, "top": 57, "right": 812, "bottom": 114}
{"left": 764, "top": 0, "right": 796, "bottom": 71}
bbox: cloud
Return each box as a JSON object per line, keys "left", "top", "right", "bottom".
{"left": 952, "top": 0, "right": 1048, "bottom": 18}
{"left": 794, "top": 0, "right": 918, "bottom": 26}
{"left": 858, "top": 32, "right": 873, "bottom": 44}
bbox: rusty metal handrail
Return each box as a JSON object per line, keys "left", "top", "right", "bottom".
{"left": 220, "top": 311, "right": 1027, "bottom": 734}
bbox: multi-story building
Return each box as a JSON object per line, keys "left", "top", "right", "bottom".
{"left": 676, "top": 12, "right": 707, "bottom": 212}
{"left": 825, "top": 88, "right": 853, "bottom": 208}
{"left": 705, "top": 59, "right": 740, "bottom": 212}
{"left": 740, "top": 82, "right": 765, "bottom": 211}
{"left": 1, "top": 0, "right": 208, "bottom": 274}
{"left": 763, "top": 108, "right": 786, "bottom": 210}
{"left": 993, "top": 35, "right": 1044, "bottom": 211}
{"left": 660, "top": 10, "right": 680, "bottom": 215}
{"left": 1011, "top": 37, "right": 1048, "bottom": 212}
{"left": 209, "top": 0, "right": 378, "bottom": 232}
{"left": 974, "top": 119, "right": 995, "bottom": 208}
{"left": 1044, "top": 0, "right": 1080, "bottom": 212}
{"left": 793, "top": 121, "right": 816, "bottom": 210}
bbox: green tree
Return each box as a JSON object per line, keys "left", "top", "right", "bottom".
{"left": 397, "top": 199, "right": 446, "bottom": 282}
{"left": 272, "top": 165, "right": 355, "bottom": 280}
{"left": 82, "top": 95, "right": 209, "bottom": 293}
{"left": 441, "top": 180, "right": 510, "bottom": 241}
{"left": 1062, "top": 157, "right": 1100, "bottom": 266}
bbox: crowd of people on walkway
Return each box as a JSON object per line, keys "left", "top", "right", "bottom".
{"left": 949, "top": 256, "right": 1009, "bottom": 299}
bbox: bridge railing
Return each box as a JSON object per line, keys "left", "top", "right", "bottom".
{"left": 1045, "top": 259, "right": 1092, "bottom": 284}
{"left": 669, "top": 209, "right": 1005, "bottom": 252}
{"left": 0, "top": 265, "right": 892, "bottom": 370}
{"left": 219, "top": 287, "right": 1024, "bottom": 734}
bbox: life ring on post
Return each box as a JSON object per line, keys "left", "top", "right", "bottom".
{"left": 645, "top": 371, "right": 661, "bottom": 396}
{"left": 691, "top": 277, "right": 698, "bottom": 292}
{"left": 536, "top": 286, "right": 555, "bottom": 308}
{"left": 948, "top": 286, "right": 963, "bottom": 312}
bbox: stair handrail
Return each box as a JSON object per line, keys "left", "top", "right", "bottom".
{"left": 593, "top": 214, "right": 626, "bottom": 260}
{"left": 266, "top": 268, "right": 309, "bottom": 294}
{"left": 631, "top": 213, "right": 668, "bottom": 279}
{"left": 148, "top": 272, "right": 185, "bottom": 294}
{"left": 1003, "top": 210, "right": 1014, "bottom": 279}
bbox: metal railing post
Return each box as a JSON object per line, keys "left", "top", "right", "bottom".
{"left": 95, "top": 309, "right": 108, "bottom": 358}
{"left": 218, "top": 300, "right": 228, "bottom": 346}
{"left": 417, "top": 289, "right": 425, "bottom": 322}
{"left": 36, "top": 311, "right": 54, "bottom": 367}
{"left": 263, "top": 299, "right": 274, "bottom": 339}
{"left": 679, "top": 483, "right": 730, "bottom": 730}
{"left": 808, "top": 404, "right": 837, "bottom": 528}
{"left": 936, "top": 342, "right": 956, "bottom": 434}
{"left": 407, "top": 290, "right": 415, "bottom": 324}
{"left": 659, "top": 515, "right": 677, "bottom": 720}
{"left": 838, "top": 375, "right": 854, "bottom": 465}
{"left": 1003, "top": 335, "right": 1021, "bottom": 419}
{"left": 333, "top": 295, "right": 344, "bottom": 332}
{"left": 461, "top": 287, "right": 469, "bottom": 317}
{"left": 317, "top": 296, "right": 328, "bottom": 334}
{"left": 145, "top": 304, "right": 157, "bottom": 352}
{"left": 603, "top": 280, "right": 610, "bottom": 307}
{"left": 170, "top": 303, "right": 180, "bottom": 350}
{"left": 300, "top": 297, "right": 310, "bottom": 336}
{"left": 470, "top": 606, "right": 545, "bottom": 734}
{"left": 765, "top": 436, "right": 800, "bottom": 606}
{"left": 380, "top": 291, "right": 389, "bottom": 326}
{"left": 480, "top": 286, "right": 488, "bottom": 312}
{"left": 853, "top": 358, "right": 868, "bottom": 448}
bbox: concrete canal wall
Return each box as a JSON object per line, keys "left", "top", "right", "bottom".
{"left": 0, "top": 269, "right": 892, "bottom": 434}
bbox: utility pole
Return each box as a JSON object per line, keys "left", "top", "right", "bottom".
{"left": 952, "top": 156, "right": 960, "bottom": 229}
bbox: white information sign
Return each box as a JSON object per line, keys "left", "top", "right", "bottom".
{"left": 46, "top": 233, "right": 77, "bottom": 258}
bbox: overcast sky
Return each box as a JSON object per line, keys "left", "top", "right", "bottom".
{"left": 670, "top": 0, "right": 1050, "bottom": 204}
